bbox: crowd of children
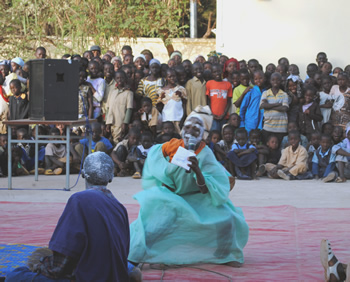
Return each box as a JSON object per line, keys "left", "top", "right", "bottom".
{"left": 0, "top": 46, "right": 349, "bottom": 183}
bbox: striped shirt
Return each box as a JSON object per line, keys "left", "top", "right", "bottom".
{"left": 260, "top": 89, "right": 289, "bottom": 133}
{"left": 136, "top": 77, "right": 165, "bottom": 106}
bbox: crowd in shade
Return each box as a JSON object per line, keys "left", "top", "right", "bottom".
{"left": 0, "top": 46, "right": 349, "bottom": 183}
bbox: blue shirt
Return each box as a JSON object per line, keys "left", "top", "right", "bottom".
{"left": 80, "top": 136, "right": 113, "bottom": 151}
{"left": 49, "top": 189, "right": 130, "bottom": 282}
{"left": 240, "top": 85, "right": 264, "bottom": 133}
{"left": 231, "top": 143, "right": 256, "bottom": 151}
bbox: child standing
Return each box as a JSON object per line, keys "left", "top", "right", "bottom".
{"left": 157, "top": 69, "right": 187, "bottom": 134}
{"left": 87, "top": 61, "right": 106, "bottom": 119}
{"left": 8, "top": 79, "right": 29, "bottom": 122}
{"left": 78, "top": 69, "right": 93, "bottom": 120}
{"left": 240, "top": 70, "right": 265, "bottom": 133}
{"left": 319, "top": 76, "right": 334, "bottom": 124}
{"left": 185, "top": 62, "right": 207, "bottom": 115}
{"left": 105, "top": 70, "right": 133, "bottom": 144}
{"left": 284, "top": 75, "right": 303, "bottom": 122}
{"left": 297, "top": 85, "right": 323, "bottom": 139}
{"left": 227, "top": 128, "right": 258, "bottom": 180}
{"left": 267, "top": 131, "right": 311, "bottom": 180}
{"left": 312, "top": 134, "right": 337, "bottom": 182}
{"left": 101, "top": 62, "right": 116, "bottom": 120}
{"left": 206, "top": 64, "right": 232, "bottom": 131}
{"left": 260, "top": 73, "right": 289, "bottom": 145}
{"left": 232, "top": 69, "right": 252, "bottom": 115}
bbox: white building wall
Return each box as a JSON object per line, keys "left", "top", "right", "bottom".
{"left": 216, "top": 0, "right": 350, "bottom": 78}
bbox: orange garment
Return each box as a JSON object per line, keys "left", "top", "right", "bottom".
{"left": 205, "top": 80, "right": 232, "bottom": 119}
{"left": 0, "top": 87, "right": 9, "bottom": 103}
{"left": 162, "top": 138, "right": 206, "bottom": 162}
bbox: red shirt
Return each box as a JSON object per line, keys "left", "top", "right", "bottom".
{"left": 206, "top": 80, "right": 232, "bottom": 118}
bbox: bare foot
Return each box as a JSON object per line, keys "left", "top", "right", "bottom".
{"left": 224, "top": 261, "right": 243, "bottom": 268}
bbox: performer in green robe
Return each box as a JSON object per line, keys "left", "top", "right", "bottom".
{"left": 129, "top": 115, "right": 249, "bottom": 266}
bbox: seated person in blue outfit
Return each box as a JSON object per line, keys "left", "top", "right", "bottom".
{"left": 5, "top": 152, "right": 142, "bottom": 282}
{"left": 227, "top": 128, "right": 258, "bottom": 180}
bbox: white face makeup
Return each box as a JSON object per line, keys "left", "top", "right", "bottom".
{"left": 182, "top": 117, "right": 204, "bottom": 148}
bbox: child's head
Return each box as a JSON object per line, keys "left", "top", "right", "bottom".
{"left": 211, "top": 64, "right": 222, "bottom": 82}
{"left": 62, "top": 54, "right": 71, "bottom": 60}
{"left": 159, "top": 133, "right": 173, "bottom": 144}
{"left": 134, "top": 55, "right": 146, "bottom": 71}
{"left": 130, "top": 119, "right": 143, "bottom": 132}
{"left": 266, "top": 135, "right": 279, "bottom": 150}
{"left": 171, "top": 51, "right": 183, "bottom": 66}
{"left": 276, "top": 64, "right": 288, "bottom": 75}
{"left": 333, "top": 67, "right": 343, "bottom": 76}
{"left": 102, "top": 54, "right": 112, "bottom": 63}
{"left": 278, "top": 57, "right": 289, "bottom": 68}
{"left": 288, "top": 130, "right": 301, "bottom": 149}
{"left": 208, "top": 130, "right": 221, "bottom": 144}
{"left": 175, "top": 65, "right": 187, "bottom": 86}
{"left": 161, "top": 64, "right": 169, "bottom": 78}
{"left": 306, "top": 63, "right": 318, "bottom": 79}
{"left": 332, "top": 126, "right": 343, "bottom": 144}
{"left": 321, "top": 62, "right": 333, "bottom": 75}
{"left": 203, "top": 70, "right": 213, "bottom": 82}
{"left": 316, "top": 52, "right": 327, "bottom": 67}
{"left": 253, "top": 70, "right": 265, "bottom": 88}
{"left": 49, "top": 127, "right": 61, "bottom": 147}
{"left": 224, "top": 58, "right": 239, "bottom": 77}
{"left": 134, "top": 70, "right": 144, "bottom": 87}
{"left": 16, "top": 128, "right": 27, "bottom": 140}
{"left": 162, "top": 121, "right": 175, "bottom": 135}
{"left": 227, "top": 113, "right": 240, "bottom": 128}
{"left": 141, "top": 131, "right": 153, "bottom": 149}
{"left": 149, "top": 59, "right": 161, "bottom": 77}
{"left": 123, "top": 54, "right": 133, "bottom": 66}
{"left": 222, "top": 125, "right": 235, "bottom": 143}
{"left": 337, "top": 72, "right": 349, "bottom": 88}
{"left": 128, "top": 128, "right": 141, "bottom": 147}
{"left": 239, "top": 69, "right": 250, "bottom": 87}
{"left": 321, "top": 122, "right": 334, "bottom": 136}
{"left": 239, "top": 60, "right": 247, "bottom": 69}
{"left": 121, "top": 45, "right": 133, "bottom": 59}
{"left": 270, "top": 72, "right": 282, "bottom": 89}
{"left": 121, "top": 65, "right": 133, "bottom": 79}
{"left": 247, "top": 59, "right": 259, "bottom": 75}
{"left": 0, "top": 64, "right": 10, "bottom": 77}
{"left": 265, "top": 63, "right": 276, "bottom": 74}
{"left": 320, "top": 134, "right": 332, "bottom": 152}
{"left": 322, "top": 75, "right": 333, "bottom": 93}
{"left": 208, "top": 56, "right": 219, "bottom": 64}
{"left": 182, "top": 59, "right": 192, "bottom": 78}
{"left": 103, "top": 62, "right": 115, "bottom": 80}
{"left": 310, "top": 132, "right": 321, "bottom": 148}
{"left": 165, "top": 69, "right": 177, "bottom": 85}
{"left": 303, "top": 85, "right": 317, "bottom": 104}
{"left": 111, "top": 56, "right": 122, "bottom": 72}
{"left": 313, "top": 71, "right": 323, "bottom": 89}
{"left": 0, "top": 134, "right": 7, "bottom": 148}
{"left": 115, "top": 70, "right": 127, "bottom": 88}
{"left": 249, "top": 129, "right": 261, "bottom": 146}
{"left": 192, "top": 62, "right": 204, "bottom": 80}
{"left": 219, "top": 55, "right": 229, "bottom": 66}
{"left": 88, "top": 61, "right": 99, "bottom": 79}
{"left": 83, "top": 50, "right": 93, "bottom": 61}
{"left": 9, "top": 79, "right": 22, "bottom": 96}
{"left": 287, "top": 79, "right": 298, "bottom": 95}
{"left": 141, "top": 97, "right": 152, "bottom": 114}
{"left": 235, "top": 128, "right": 248, "bottom": 147}
{"left": 203, "top": 62, "right": 212, "bottom": 71}
{"left": 35, "top": 47, "right": 47, "bottom": 59}
{"left": 287, "top": 121, "right": 299, "bottom": 133}
{"left": 168, "top": 59, "right": 176, "bottom": 69}
{"left": 91, "top": 123, "right": 102, "bottom": 142}
{"left": 230, "top": 71, "right": 240, "bottom": 87}
{"left": 288, "top": 64, "right": 300, "bottom": 76}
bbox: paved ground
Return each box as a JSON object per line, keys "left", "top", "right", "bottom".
{"left": 0, "top": 174, "right": 349, "bottom": 208}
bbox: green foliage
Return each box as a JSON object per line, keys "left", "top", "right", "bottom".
{"left": 0, "top": 0, "right": 191, "bottom": 59}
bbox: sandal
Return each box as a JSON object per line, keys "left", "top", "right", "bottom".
{"left": 132, "top": 172, "right": 142, "bottom": 179}
{"left": 53, "top": 168, "right": 63, "bottom": 175}
{"left": 44, "top": 169, "right": 54, "bottom": 175}
{"left": 335, "top": 177, "right": 346, "bottom": 183}
{"left": 256, "top": 164, "right": 266, "bottom": 177}
{"left": 320, "top": 239, "right": 345, "bottom": 281}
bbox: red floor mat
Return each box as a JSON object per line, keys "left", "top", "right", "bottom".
{"left": 1, "top": 202, "right": 350, "bottom": 281}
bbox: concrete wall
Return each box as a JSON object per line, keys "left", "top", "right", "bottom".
{"left": 216, "top": 0, "right": 350, "bottom": 78}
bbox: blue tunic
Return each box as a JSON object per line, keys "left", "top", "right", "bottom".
{"left": 128, "top": 144, "right": 249, "bottom": 265}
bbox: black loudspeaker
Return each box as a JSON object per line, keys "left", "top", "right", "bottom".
{"left": 29, "top": 59, "right": 79, "bottom": 120}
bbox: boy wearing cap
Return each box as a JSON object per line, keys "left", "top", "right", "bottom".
{"left": 90, "top": 45, "right": 101, "bottom": 58}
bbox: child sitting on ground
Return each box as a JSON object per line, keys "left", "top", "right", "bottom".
{"left": 306, "top": 132, "right": 321, "bottom": 170}
{"left": 322, "top": 122, "right": 334, "bottom": 137}
{"left": 111, "top": 128, "right": 140, "bottom": 177}
{"left": 258, "top": 135, "right": 281, "bottom": 178}
{"left": 137, "top": 97, "right": 159, "bottom": 138}
{"left": 280, "top": 121, "right": 308, "bottom": 150}
{"left": 332, "top": 126, "right": 343, "bottom": 145}
{"left": 267, "top": 130, "right": 312, "bottom": 180}
{"left": 206, "top": 130, "right": 221, "bottom": 152}
{"left": 222, "top": 113, "right": 240, "bottom": 134}
{"left": 44, "top": 128, "right": 66, "bottom": 175}
{"left": 157, "top": 68, "right": 187, "bottom": 134}
{"left": 332, "top": 126, "right": 350, "bottom": 183}
{"left": 249, "top": 129, "right": 267, "bottom": 174}
{"left": 127, "top": 131, "right": 154, "bottom": 179}
{"left": 227, "top": 128, "right": 258, "bottom": 180}
{"left": 312, "top": 134, "right": 337, "bottom": 182}
{"left": 297, "top": 85, "right": 323, "bottom": 139}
